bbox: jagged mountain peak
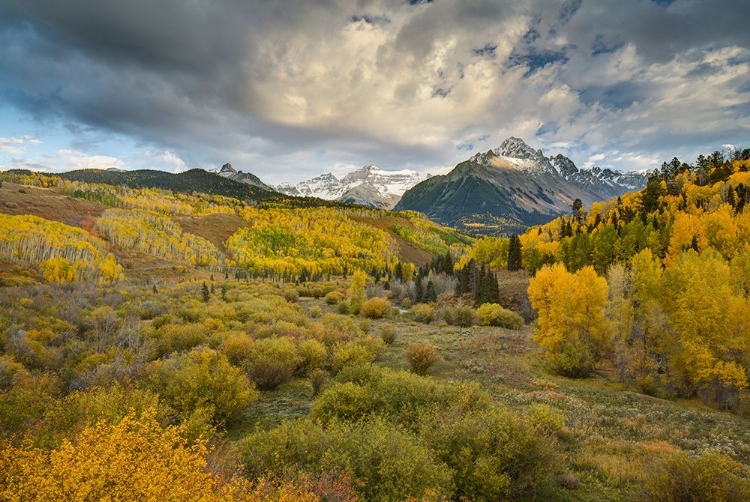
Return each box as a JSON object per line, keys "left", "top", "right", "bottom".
{"left": 468, "top": 137, "right": 557, "bottom": 175}
{"left": 219, "top": 162, "right": 237, "bottom": 175}
{"left": 496, "top": 136, "right": 545, "bottom": 163}
{"left": 213, "top": 162, "right": 271, "bottom": 191}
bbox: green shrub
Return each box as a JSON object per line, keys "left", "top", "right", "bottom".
{"left": 247, "top": 336, "right": 301, "bottom": 373}
{"left": 412, "top": 304, "right": 436, "bottom": 324}
{"left": 405, "top": 341, "right": 439, "bottom": 376}
{"left": 325, "top": 291, "right": 344, "bottom": 305}
{"left": 642, "top": 451, "right": 750, "bottom": 502}
{"left": 441, "top": 305, "right": 477, "bottom": 327}
{"left": 310, "top": 382, "right": 374, "bottom": 423}
{"left": 360, "top": 297, "right": 391, "bottom": 319}
{"left": 245, "top": 357, "right": 292, "bottom": 390}
{"left": 423, "top": 407, "right": 559, "bottom": 501}
{"left": 527, "top": 404, "right": 565, "bottom": 435}
{"left": 309, "top": 305, "right": 322, "bottom": 318}
{"left": 318, "top": 314, "right": 363, "bottom": 346}
{"left": 476, "top": 303, "right": 524, "bottom": 329}
{"left": 323, "top": 368, "right": 491, "bottom": 429}
{"left": 336, "top": 300, "right": 350, "bottom": 314}
{"left": 546, "top": 342, "right": 594, "bottom": 378}
{"left": 239, "top": 418, "right": 453, "bottom": 502}
{"left": 331, "top": 337, "right": 383, "bottom": 373}
{"left": 150, "top": 322, "right": 207, "bottom": 358}
{"left": 145, "top": 347, "right": 257, "bottom": 423}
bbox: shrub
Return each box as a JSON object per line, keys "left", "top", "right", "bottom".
{"left": 239, "top": 418, "right": 453, "bottom": 502}
{"left": 145, "top": 347, "right": 258, "bottom": 423}
{"left": 546, "top": 342, "right": 594, "bottom": 378}
{"left": 283, "top": 288, "right": 299, "bottom": 303}
{"left": 0, "top": 409, "right": 246, "bottom": 501}
{"left": 325, "top": 291, "right": 344, "bottom": 305}
{"left": 476, "top": 303, "right": 524, "bottom": 329}
{"left": 309, "top": 382, "right": 374, "bottom": 423}
{"left": 412, "top": 304, "right": 436, "bottom": 324}
{"left": 308, "top": 368, "right": 328, "bottom": 397}
{"left": 381, "top": 326, "right": 397, "bottom": 345}
{"left": 318, "top": 314, "right": 363, "bottom": 346}
{"left": 360, "top": 297, "right": 391, "bottom": 319}
{"left": 441, "top": 305, "right": 477, "bottom": 327}
{"left": 247, "top": 336, "right": 301, "bottom": 373}
{"left": 309, "top": 305, "right": 322, "bottom": 318}
{"left": 331, "top": 337, "right": 383, "bottom": 373}
{"left": 423, "top": 407, "right": 559, "bottom": 501}
{"left": 642, "top": 451, "right": 750, "bottom": 502}
{"left": 221, "top": 333, "right": 255, "bottom": 366}
{"left": 527, "top": 404, "right": 565, "bottom": 435}
{"left": 245, "top": 357, "right": 292, "bottom": 391}
{"left": 336, "top": 300, "right": 350, "bottom": 314}
{"left": 400, "top": 297, "right": 412, "bottom": 309}
{"left": 405, "top": 341, "right": 439, "bottom": 376}
{"left": 297, "top": 339, "right": 328, "bottom": 375}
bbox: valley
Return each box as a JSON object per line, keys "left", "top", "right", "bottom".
{"left": 2, "top": 149, "right": 750, "bottom": 500}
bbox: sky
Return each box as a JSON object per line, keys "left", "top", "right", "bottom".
{"left": 0, "top": 0, "right": 749, "bottom": 185}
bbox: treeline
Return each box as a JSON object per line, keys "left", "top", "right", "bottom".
{"left": 521, "top": 151, "right": 750, "bottom": 408}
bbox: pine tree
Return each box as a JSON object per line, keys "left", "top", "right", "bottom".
{"left": 201, "top": 282, "right": 210, "bottom": 302}
{"left": 394, "top": 262, "right": 404, "bottom": 281}
{"left": 507, "top": 235, "right": 522, "bottom": 271}
{"left": 424, "top": 281, "right": 437, "bottom": 303}
{"left": 152, "top": 284, "right": 158, "bottom": 294}
{"left": 415, "top": 275, "right": 424, "bottom": 304}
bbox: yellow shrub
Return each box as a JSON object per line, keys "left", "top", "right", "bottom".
{"left": 359, "top": 297, "right": 391, "bottom": 319}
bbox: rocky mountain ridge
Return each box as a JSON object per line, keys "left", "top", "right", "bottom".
{"left": 395, "top": 137, "right": 648, "bottom": 235}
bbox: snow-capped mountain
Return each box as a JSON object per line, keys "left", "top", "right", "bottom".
{"left": 276, "top": 165, "right": 431, "bottom": 210}
{"left": 213, "top": 163, "right": 272, "bottom": 191}
{"left": 396, "top": 137, "right": 648, "bottom": 235}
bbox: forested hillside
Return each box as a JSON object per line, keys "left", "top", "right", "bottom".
{"left": 515, "top": 150, "right": 750, "bottom": 408}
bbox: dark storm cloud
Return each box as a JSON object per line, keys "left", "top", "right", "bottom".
{"left": 0, "top": 0, "right": 748, "bottom": 180}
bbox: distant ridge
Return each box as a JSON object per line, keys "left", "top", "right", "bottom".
{"left": 59, "top": 168, "right": 279, "bottom": 202}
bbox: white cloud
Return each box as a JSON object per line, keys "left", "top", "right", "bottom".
{"left": 144, "top": 149, "right": 187, "bottom": 172}
{"left": 55, "top": 149, "right": 126, "bottom": 171}
{"left": 0, "top": 136, "right": 41, "bottom": 154}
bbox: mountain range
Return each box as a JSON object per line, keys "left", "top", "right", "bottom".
{"left": 273, "top": 165, "right": 431, "bottom": 210}
{"left": 54, "top": 137, "right": 648, "bottom": 235}
{"left": 394, "top": 137, "right": 648, "bottom": 234}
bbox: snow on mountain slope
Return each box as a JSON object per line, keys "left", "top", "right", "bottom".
{"left": 276, "top": 165, "right": 431, "bottom": 209}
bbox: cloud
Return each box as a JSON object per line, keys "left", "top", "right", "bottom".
{"left": 144, "top": 149, "right": 187, "bottom": 173}
{"left": 0, "top": 0, "right": 748, "bottom": 181}
{"left": 53, "top": 149, "right": 126, "bottom": 172}
{"left": 0, "top": 136, "right": 41, "bottom": 154}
